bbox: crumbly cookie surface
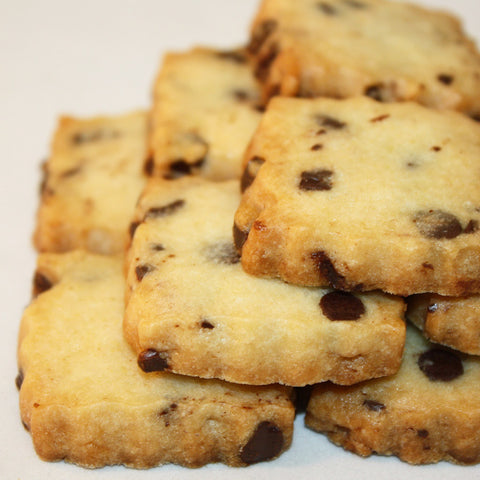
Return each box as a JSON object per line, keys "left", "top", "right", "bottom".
{"left": 248, "top": 0, "right": 480, "bottom": 116}
{"left": 33, "top": 111, "right": 147, "bottom": 254}
{"left": 407, "top": 293, "right": 480, "bottom": 355}
{"left": 305, "top": 324, "right": 480, "bottom": 465}
{"left": 149, "top": 47, "right": 262, "bottom": 180}
{"left": 234, "top": 96, "right": 480, "bottom": 296}
{"left": 124, "top": 177, "right": 405, "bottom": 386}
{"left": 18, "top": 251, "right": 294, "bottom": 468}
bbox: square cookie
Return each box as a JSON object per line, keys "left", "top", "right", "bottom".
{"left": 305, "top": 324, "right": 480, "bottom": 465}
{"left": 248, "top": 0, "right": 480, "bottom": 117}
{"left": 234, "top": 96, "right": 480, "bottom": 296}
{"left": 33, "top": 110, "right": 147, "bottom": 255}
{"left": 407, "top": 293, "right": 480, "bottom": 355}
{"left": 148, "top": 47, "right": 262, "bottom": 180}
{"left": 124, "top": 176, "right": 405, "bottom": 387}
{"left": 18, "top": 251, "right": 294, "bottom": 468}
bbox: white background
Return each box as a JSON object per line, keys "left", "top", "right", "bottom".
{"left": 1, "top": 1, "right": 480, "bottom": 479}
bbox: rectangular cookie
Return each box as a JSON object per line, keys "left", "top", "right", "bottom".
{"left": 33, "top": 110, "right": 148, "bottom": 255}
{"left": 17, "top": 251, "right": 294, "bottom": 468}
{"left": 234, "top": 96, "right": 480, "bottom": 296}
{"left": 124, "top": 176, "right": 405, "bottom": 387}
{"left": 148, "top": 47, "right": 263, "bottom": 180}
{"left": 305, "top": 324, "right": 480, "bottom": 465}
{"left": 248, "top": 0, "right": 480, "bottom": 117}
{"left": 407, "top": 293, "right": 480, "bottom": 355}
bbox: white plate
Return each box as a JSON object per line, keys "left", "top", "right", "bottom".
{"left": 1, "top": 1, "right": 479, "bottom": 479}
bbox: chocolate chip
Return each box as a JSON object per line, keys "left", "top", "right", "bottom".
{"left": 437, "top": 74, "right": 454, "bottom": 85}
{"left": 216, "top": 50, "right": 247, "bottom": 64}
{"left": 232, "top": 89, "right": 251, "bottom": 102}
{"left": 255, "top": 42, "right": 279, "bottom": 82}
{"left": 248, "top": 19, "right": 277, "bottom": 54}
{"left": 464, "top": 219, "right": 479, "bottom": 234}
{"left": 417, "top": 429, "right": 429, "bottom": 438}
{"left": 431, "top": 146, "right": 442, "bottom": 152}
{"left": 470, "top": 113, "right": 480, "bottom": 123}
{"left": 203, "top": 242, "right": 241, "bottom": 265}
{"left": 414, "top": 210, "right": 463, "bottom": 239}
{"left": 363, "top": 399, "right": 385, "bottom": 412}
{"left": 422, "top": 262, "right": 434, "bottom": 270}
{"left": 159, "top": 403, "right": 178, "bottom": 427}
{"left": 135, "top": 264, "right": 155, "bottom": 281}
{"left": 299, "top": 169, "right": 333, "bottom": 191}
{"left": 71, "top": 129, "right": 120, "bottom": 145}
{"left": 241, "top": 156, "right": 265, "bottom": 192}
{"left": 138, "top": 349, "right": 170, "bottom": 372}
{"left": 129, "top": 221, "right": 140, "bottom": 239}
{"left": 15, "top": 370, "right": 24, "bottom": 390}
{"left": 418, "top": 348, "right": 464, "bottom": 381}
{"left": 310, "top": 143, "right": 323, "bottom": 151}
{"left": 311, "top": 251, "right": 348, "bottom": 290}
{"left": 316, "top": 2, "right": 337, "bottom": 15}
{"left": 144, "top": 156, "right": 154, "bottom": 176}
{"left": 364, "top": 84, "right": 385, "bottom": 102}
{"left": 151, "top": 243, "right": 165, "bottom": 252}
{"left": 145, "top": 199, "right": 185, "bottom": 220}
{"left": 240, "top": 421, "right": 284, "bottom": 464}
{"left": 316, "top": 115, "right": 346, "bottom": 130}
{"left": 165, "top": 158, "right": 205, "bottom": 179}
{"left": 370, "top": 114, "right": 390, "bottom": 123}
{"left": 33, "top": 271, "right": 53, "bottom": 297}
{"left": 320, "top": 291, "right": 365, "bottom": 320}
{"left": 233, "top": 224, "right": 249, "bottom": 252}
{"left": 200, "top": 320, "right": 215, "bottom": 329}
{"left": 60, "top": 166, "right": 82, "bottom": 178}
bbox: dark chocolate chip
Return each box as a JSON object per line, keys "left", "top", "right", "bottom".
{"left": 241, "top": 156, "right": 265, "bottom": 192}
{"left": 299, "top": 169, "right": 333, "bottom": 191}
{"left": 418, "top": 348, "right": 464, "bottom": 381}
{"left": 311, "top": 251, "right": 348, "bottom": 290}
{"left": 233, "top": 224, "right": 249, "bottom": 252}
{"left": 363, "top": 399, "right": 385, "bottom": 412}
{"left": 431, "top": 146, "right": 442, "bottom": 152}
{"left": 216, "top": 50, "right": 247, "bottom": 64}
{"left": 248, "top": 19, "right": 278, "bottom": 54}
{"left": 422, "top": 262, "right": 434, "bottom": 270}
{"left": 33, "top": 271, "right": 53, "bottom": 297}
{"left": 201, "top": 320, "right": 215, "bottom": 329}
{"left": 316, "top": 115, "right": 346, "bottom": 130}
{"left": 470, "top": 113, "right": 480, "bottom": 123}
{"left": 138, "top": 349, "right": 170, "bottom": 372}
{"left": 151, "top": 243, "right": 165, "bottom": 252}
{"left": 316, "top": 2, "right": 337, "bottom": 15}
{"left": 145, "top": 199, "right": 185, "bottom": 220}
{"left": 310, "top": 143, "right": 323, "bottom": 151}
{"left": 437, "top": 74, "right": 454, "bottom": 85}
{"left": 15, "top": 370, "right": 24, "bottom": 390}
{"left": 413, "top": 210, "right": 463, "bottom": 239}
{"left": 135, "top": 264, "right": 155, "bottom": 281}
{"left": 144, "top": 156, "right": 154, "bottom": 176}
{"left": 203, "top": 241, "right": 241, "bottom": 265}
{"left": 417, "top": 429, "right": 429, "bottom": 438}
{"left": 240, "top": 421, "right": 284, "bottom": 464}
{"left": 320, "top": 291, "right": 365, "bottom": 321}
{"left": 129, "top": 221, "right": 140, "bottom": 239}
{"left": 165, "top": 158, "right": 205, "bottom": 179}
{"left": 254, "top": 42, "right": 279, "bottom": 82}
{"left": 464, "top": 219, "right": 479, "bottom": 234}
{"left": 364, "top": 84, "right": 385, "bottom": 102}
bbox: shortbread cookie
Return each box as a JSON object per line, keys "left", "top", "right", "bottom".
{"left": 124, "top": 176, "right": 405, "bottom": 387}
{"left": 33, "top": 111, "right": 147, "bottom": 254}
{"left": 248, "top": 0, "right": 480, "bottom": 117}
{"left": 305, "top": 324, "right": 480, "bottom": 465}
{"left": 17, "top": 251, "right": 294, "bottom": 468}
{"left": 234, "top": 96, "right": 480, "bottom": 296}
{"left": 407, "top": 294, "right": 480, "bottom": 355}
{"left": 148, "top": 47, "right": 262, "bottom": 180}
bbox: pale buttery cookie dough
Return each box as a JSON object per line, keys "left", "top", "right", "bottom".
{"left": 17, "top": 251, "right": 294, "bottom": 468}
{"left": 34, "top": 111, "right": 148, "bottom": 255}
{"left": 306, "top": 324, "right": 480, "bottom": 465}
{"left": 148, "top": 47, "right": 262, "bottom": 180}
{"left": 124, "top": 176, "right": 405, "bottom": 387}
{"left": 248, "top": 0, "right": 480, "bottom": 117}
{"left": 234, "top": 96, "right": 480, "bottom": 296}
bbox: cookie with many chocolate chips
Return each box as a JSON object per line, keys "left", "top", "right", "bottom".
{"left": 248, "top": 0, "right": 480, "bottom": 117}
{"left": 33, "top": 111, "right": 148, "bottom": 254}
{"left": 305, "top": 324, "right": 480, "bottom": 465}
{"left": 148, "top": 47, "right": 262, "bottom": 180}
{"left": 124, "top": 176, "right": 405, "bottom": 386}
{"left": 407, "top": 293, "right": 480, "bottom": 355}
{"left": 234, "top": 96, "right": 480, "bottom": 296}
{"left": 17, "top": 251, "right": 294, "bottom": 468}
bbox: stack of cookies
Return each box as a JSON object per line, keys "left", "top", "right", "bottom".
{"left": 16, "top": 0, "right": 480, "bottom": 470}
